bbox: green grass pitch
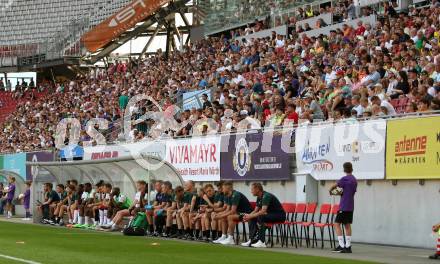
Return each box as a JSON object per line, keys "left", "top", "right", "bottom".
{"left": 0, "top": 222, "right": 375, "bottom": 264}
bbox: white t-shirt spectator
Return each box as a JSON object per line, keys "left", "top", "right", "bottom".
{"left": 275, "top": 38, "right": 285, "bottom": 48}
{"left": 353, "top": 104, "right": 364, "bottom": 117}
{"left": 428, "top": 86, "right": 437, "bottom": 97}
{"left": 363, "top": 71, "right": 381, "bottom": 88}
{"left": 231, "top": 74, "right": 245, "bottom": 85}
{"left": 324, "top": 71, "right": 337, "bottom": 85}
{"left": 380, "top": 100, "right": 396, "bottom": 115}
{"left": 386, "top": 79, "right": 398, "bottom": 95}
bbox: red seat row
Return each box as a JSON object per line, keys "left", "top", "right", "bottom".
{"left": 390, "top": 97, "right": 410, "bottom": 114}
{"left": 236, "top": 202, "right": 340, "bottom": 249}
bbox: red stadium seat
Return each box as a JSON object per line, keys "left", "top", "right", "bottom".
{"left": 397, "top": 97, "right": 410, "bottom": 114}
{"left": 284, "top": 203, "right": 306, "bottom": 247}
{"left": 390, "top": 99, "right": 399, "bottom": 109}
{"left": 310, "top": 204, "right": 333, "bottom": 249}
{"left": 298, "top": 203, "right": 317, "bottom": 247}
{"left": 281, "top": 203, "right": 297, "bottom": 248}
{"left": 263, "top": 203, "right": 294, "bottom": 248}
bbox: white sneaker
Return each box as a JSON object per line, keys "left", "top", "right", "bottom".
{"left": 220, "top": 236, "right": 235, "bottom": 245}
{"left": 213, "top": 235, "right": 227, "bottom": 244}
{"left": 241, "top": 240, "right": 252, "bottom": 247}
{"left": 251, "top": 240, "right": 267, "bottom": 248}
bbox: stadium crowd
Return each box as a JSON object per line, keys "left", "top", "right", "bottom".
{"left": 37, "top": 179, "right": 289, "bottom": 249}
{"left": 0, "top": 2, "right": 440, "bottom": 153}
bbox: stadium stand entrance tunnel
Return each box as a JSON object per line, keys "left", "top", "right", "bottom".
{"left": 26, "top": 155, "right": 183, "bottom": 221}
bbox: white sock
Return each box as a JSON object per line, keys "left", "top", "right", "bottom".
{"left": 106, "top": 217, "right": 112, "bottom": 225}
{"left": 73, "top": 210, "right": 79, "bottom": 223}
{"left": 103, "top": 210, "right": 108, "bottom": 224}
{"left": 78, "top": 216, "right": 83, "bottom": 225}
{"left": 346, "top": 236, "right": 351, "bottom": 247}
{"left": 85, "top": 216, "right": 90, "bottom": 225}
{"left": 99, "top": 210, "right": 104, "bottom": 225}
{"left": 338, "top": 236, "right": 345, "bottom": 248}
{"left": 220, "top": 234, "right": 226, "bottom": 239}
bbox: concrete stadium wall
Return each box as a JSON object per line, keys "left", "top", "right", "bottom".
{"left": 318, "top": 180, "right": 440, "bottom": 249}
{"left": 295, "top": 13, "right": 333, "bottom": 31}
{"left": 238, "top": 25, "right": 288, "bottom": 42}
{"left": 195, "top": 179, "right": 440, "bottom": 249}
{"left": 304, "top": 15, "right": 377, "bottom": 38}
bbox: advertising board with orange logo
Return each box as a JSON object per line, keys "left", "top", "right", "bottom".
{"left": 81, "top": 0, "right": 169, "bottom": 52}
{"left": 386, "top": 116, "right": 440, "bottom": 179}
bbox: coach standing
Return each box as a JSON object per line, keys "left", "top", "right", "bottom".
{"left": 329, "top": 162, "right": 357, "bottom": 253}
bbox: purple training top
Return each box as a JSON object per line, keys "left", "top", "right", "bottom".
{"left": 24, "top": 189, "right": 31, "bottom": 209}
{"left": 337, "top": 175, "right": 357, "bottom": 212}
{"left": 7, "top": 183, "right": 15, "bottom": 200}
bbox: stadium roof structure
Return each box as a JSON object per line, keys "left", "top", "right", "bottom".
{"left": 82, "top": 0, "right": 196, "bottom": 64}
{"left": 26, "top": 155, "right": 183, "bottom": 203}
{"left": 0, "top": 0, "right": 204, "bottom": 71}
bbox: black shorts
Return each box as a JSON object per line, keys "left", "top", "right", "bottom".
{"left": 335, "top": 211, "right": 353, "bottom": 224}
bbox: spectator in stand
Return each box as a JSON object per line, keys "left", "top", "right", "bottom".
{"left": 346, "top": 0, "right": 356, "bottom": 20}
{"left": 0, "top": 5, "right": 439, "bottom": 153}
{"left": 390, "top": 71, "right": 410, "bottom": 99}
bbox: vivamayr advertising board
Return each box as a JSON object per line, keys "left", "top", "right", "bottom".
{"left": 165, "top": 136, "right": 220, "bottom": 181}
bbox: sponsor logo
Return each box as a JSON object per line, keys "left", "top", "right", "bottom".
{"left": 232, "top": 138, "right": 251, "bottom": 177}
{"left": 339, "top": 141, "right": 359, "bottom": 154}
{"left": 108, "top": 0, "right": 146, "bottom": 27}
{"left": 91, "top": 151, "right": 119, "bottom": 160}
{"left": 394, "top": 135, "right": 427, "bottom": 164}
{"left": 31, "top": 154, "right": 39, "bottom": 177}
{"left": 168, "top": 143, "right": 217, "bottom": 164}
{"left": 303, "top": 159, "right": 334, "bottom": 172}
{"left": 301, "top": 138, "right": 333, "bottom": 172}
{"left": 301, "top": 138, "right": 330, "bottom": 162}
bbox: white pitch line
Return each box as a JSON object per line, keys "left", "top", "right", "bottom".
{"left": 0, "top": 254, "right": 42, "bottom": 264}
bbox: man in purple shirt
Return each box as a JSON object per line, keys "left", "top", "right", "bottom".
{"left": 329, "top": 162, "right": 357, "bottom": 254}
{"left": 4, "top": 177, "right": 16, "bottom": 219}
